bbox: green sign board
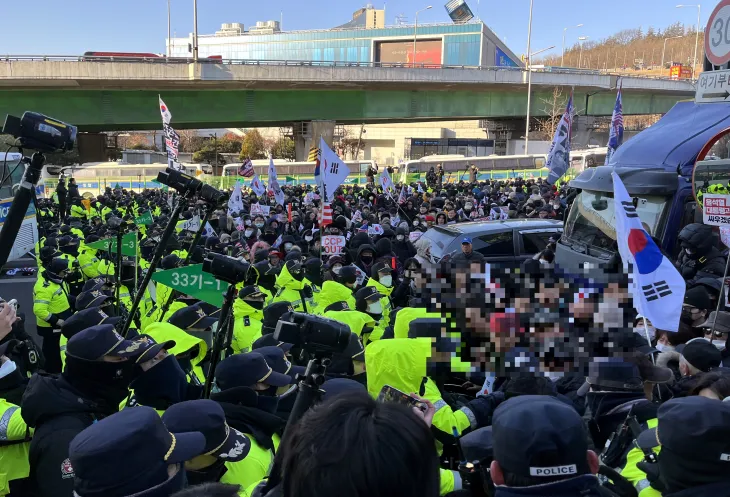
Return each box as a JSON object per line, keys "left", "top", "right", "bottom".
{"left": 86, "top": 232, "right": 138, "bottom": 257}
{"left": 151, "top": 264, "right": 227, "bottom": 307}
{"left": 135, "top": 211, "right": 153, "bottom": 226}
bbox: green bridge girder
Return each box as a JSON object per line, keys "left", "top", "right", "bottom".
{"left": 0, "top": 88, "right": 688, "bottom": 131}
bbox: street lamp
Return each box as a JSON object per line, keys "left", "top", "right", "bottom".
{"left": 192, "top": 0, "right": 199, "bottom": 60}
{"left": 562, "top": 23, "right": 583, "bottom": 66}
{"left": 524, "top": 0, "right": 534, "bottom": 154}
{"left": 677, "top": 4, "right": 701, "bottom": 77}
{"left": 661, "top": 35, "right": 684, "bottom": 70}
{"left": 578, "top": 36, "right": 590, "bottom": 68}
{"left": 413, "top": 6, "right": 433, "bottom": 67}
{"left": 167, "top": 0, "right": 172, "bottom": 57}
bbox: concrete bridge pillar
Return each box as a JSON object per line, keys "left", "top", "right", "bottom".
{"left": 293, "top": 120, "right": 336, "bottom": 161}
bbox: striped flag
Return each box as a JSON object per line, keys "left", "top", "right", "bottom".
{"left": 238, "top": 158, "right": 254, "bottom": 177}
{"left": 398, "top": 185, "right": 407, "bottom": 204}
{"left": 308, "top": 146, "right": 320, "bottom": 163}
{"left": 320, "top": 202, "right": 333, "bottom": 227}
{"left": 605, "top": 83, "right": 624, "bottom": 165}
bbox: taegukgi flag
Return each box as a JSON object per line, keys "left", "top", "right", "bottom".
{"left": 250, "top": 173, "right": 266, "bottom": 197}
{"left": 316, "top": 137, "right": 351, "bottom": 202}
{"left": 379, "top": 168, "right": 395, "bottom": 194}
{"left": 612, "top": 172, "right": 684, "bottom": 331}
{"left": 228, "top": 181, "right": 244, "bottom": 217}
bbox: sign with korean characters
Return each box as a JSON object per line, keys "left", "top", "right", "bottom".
{"left": 151, "top": 264, "right": 227, "bottom": 307}
{"left": 702, "top": 194, "right": 730, "bottom": 226}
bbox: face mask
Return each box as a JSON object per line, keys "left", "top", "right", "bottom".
{"left": 64, "top": 355, "right": 138, "bottom": 410}
{"left": 380, "top": 275, "right": 393, "bottom": 287}
{"left": 360, "top": 255, "right": 373, "bottom": 265}
{"left": 544, "top": 371, "right": 564, "bottom": 381}
{"left": 255, "top": 223, "right": 264, "bottom": 228}
{"left": 245, "top": 219, "right": 252, "bottom": 226}
{"left": 130, "top": 355, "right": 189, "bottom": 407}
{"left": 284, "top": 243, "right": 293, "bottom": 251}
{"left": 655, "top": 343, "right": 674, "bottom": 352}
{"left": 465, "top": 203, "right": 473, "bottom": 210}
{"left": 396, "top": 235, "right": 404, "bottom": 242}
{"left": 245, "top": 229, "right": 253, "bottom": 237}
{"left": 680, "top": 309, "right": 697, "bottom": 325}
{"left": 638, "top": 325, "right": 656, "bottom": 343}
{"left": 712, "top": 340, "right": 726, "bottom": 351}
{"left": 367, "top": 301, "right": 383, "bottom": 315}
{"left": 413, "top": 221, "right": 420, "bottom": 227}
{"left": 245, "top": 299, "right": 265, "bottom": 310}
{"left": 0, "top": 360, "right": 17, "bottom": 379}
{"left": 332, "top": 266, "right": 342, "bottom": 275}
{"left": 305, "top": 235, "right": 313, "bottom": 242}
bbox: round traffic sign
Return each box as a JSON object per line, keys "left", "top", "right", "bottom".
{"left": 706, "top": 0, "right": 730, "bottom": 66}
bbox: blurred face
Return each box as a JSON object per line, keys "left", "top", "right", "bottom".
{"left": 699, "top": 388, "right": 721, "bottom": 400}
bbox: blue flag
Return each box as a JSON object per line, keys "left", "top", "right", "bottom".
{"left": 605, "top": 84, "right": 624, "bottom": 165}
{"left": 546, "top": 93, "right": 574, "bottom": 185}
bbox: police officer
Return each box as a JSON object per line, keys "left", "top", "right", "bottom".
{"left": 676, "top": 223, "right": 727, "bottom": 285}
{"left": 270, "top": 259, "right": 314, "bottom": 313}
{"left": 232, "top": 286, "right": 266, "bottom": 354}
{"left": 316, "top": 265, "right": 357, "bottom": 312}
{"left": 33, "top": 258, "right": 75, "bottom": 373}
{"left": 162, "top": 399, "right": 252, "bottom": 486}
{"left": 0, "top": 340, "right": 32, "bottom": 496}
{"left": 21, "top": 325, "right": 156, "bottom": 497}
{"left": 68, "top": 406, "right": 207, "bottom": 497}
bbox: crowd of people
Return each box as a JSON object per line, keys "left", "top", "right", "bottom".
{"left": 0, "top": 172, "right": 729, "bottom": 497}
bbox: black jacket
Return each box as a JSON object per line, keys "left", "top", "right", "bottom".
{"left": 676, "top": 247, "right": 727, "bottom": 285}
{"left": 667, "top": 482, "right": 730, "bottom": 497}
{"left": 494, "top": 475, "right": 615, "bottom": 497}
{"left": 392, "top": 239, "right": 417, "bottom": 265}
{"left": 21, "top": 374, "right": 111, "bottom": 497}
{"left": 452, "top": 250, "right": 486, "bottom": 264}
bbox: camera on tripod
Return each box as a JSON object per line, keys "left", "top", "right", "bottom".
{"left": 274, "top": 312, "right": 352, "bottom": 355}
{"left": 202, "top": 253, "right": 254, "bottom": 286}
{"left": 2, "top": 112, "right": 77, "bottom": 153}
{"left": 156, "top": 168, "right": 228, "bottom": 206}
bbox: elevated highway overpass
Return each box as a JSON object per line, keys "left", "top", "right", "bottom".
{"left": 0, "top": 57, "right": 696, "bottom": 131}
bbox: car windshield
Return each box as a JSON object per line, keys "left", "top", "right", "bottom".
{"left": 0, "top": 157, "right": 23, "bottom": 199}
{"left": 563, "top": 190, "right": 668, "bottom": 260}
{"left": 420, "top": 227, "right": 461, "bottom": 260}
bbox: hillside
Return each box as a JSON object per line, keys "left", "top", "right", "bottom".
{"left": 537, "top": 22, "right": 704, "bottom": 78}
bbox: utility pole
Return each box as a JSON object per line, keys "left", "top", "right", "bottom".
{"left": 524, "top": 0, "right": 534, "bottom": 155}
{"left": 193, "top": 0, "right": 199, "bottom": 59}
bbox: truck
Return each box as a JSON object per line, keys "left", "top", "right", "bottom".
{"left": 555, "top": 100, "right": 730, "bottom": 271}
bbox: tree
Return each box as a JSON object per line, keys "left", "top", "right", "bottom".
{"left": 119, "top": 133, "right": 155, "bottom": 150}
{"left": 178, "top": 129, "right": 207, "bottom": 153}
{"left": 339, "top": 132, "right": 367, "bottom": 160}
{"left": 271, "top": 137, "right": 296, "bottom": 161}
{"left": 192, "top": 141, "right": 228, "bottom": 165}
{"left": 217, "top": 133, "right": 243, "bottom": 153}
{"left": 239, "top": 130, "right": 268, "bottom": 161}
{"left": 533, "top": 87, "right": 568, "bottom": 141}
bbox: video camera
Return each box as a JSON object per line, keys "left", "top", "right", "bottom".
{"left": 274, "top": 312, "right": 351, "bottom": 355}
{"left": 2, "top": 112, "right": 77, "bottom": 153}
{"left": 202, "top": 252, "right": 253, "bottom": 286}
{"left": 156, "top": 168, "right": 228, "bottom": 206}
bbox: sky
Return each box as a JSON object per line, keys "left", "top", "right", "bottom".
{"left": 0, "top": 0, "right": 712, "bottom": 59}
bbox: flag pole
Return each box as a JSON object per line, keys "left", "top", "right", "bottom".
{"left": 711, "top": 256, "right": 730, "bottom": 336}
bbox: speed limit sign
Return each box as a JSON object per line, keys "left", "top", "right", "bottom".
{"left": 706, "top": 0, "right": 730, "bottom": 66}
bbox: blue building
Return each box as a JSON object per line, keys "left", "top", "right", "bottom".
{"left": 168, "top": 7, "right": 520, "bottom": 68}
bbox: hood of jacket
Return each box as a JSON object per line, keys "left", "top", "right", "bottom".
{"left": 144, "top": 322, "right": 208, "bottom": 366}
{"left": 365, "top": 338, "right": 430, "bottom": 398}
{"left": 274, "top": 263, "right": 305, "bottom": 291}
{"left": 320, "top": 280, "right": 354, "bottom": 306}
{"left": 20, "top": 373, "right": 100, "bottom": 428}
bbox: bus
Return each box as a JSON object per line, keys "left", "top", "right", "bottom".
{"left": 0, "top": 152, "right": 38, "bottom": 262}
{"left": 42, "top": 162, "right": 212, "bottom": 196}
{"left": 570, "top": 148, "right": 608, "bottom": 172}
{"left": 219, "top": 160, "right": 379, "bottom": 188}
{"left": 401, "top": 154, "right": 549, "bottom": 183}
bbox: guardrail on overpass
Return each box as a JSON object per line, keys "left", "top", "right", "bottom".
{"left": 0, "top": 56, "right": 697, "bottom": 130}
{"left": 0, "top": 56, "right": 696, "bottom": 93}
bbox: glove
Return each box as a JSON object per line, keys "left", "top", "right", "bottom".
{"left": 463, "top": 391, "right": 506, "bottom": 429}
{"left": 56, "top": 319, "right": 65, "bottom": 328}
{"left": 301, "top": 285, "right": 313, "bottom": 299}
{"left": 637, "top": 461, "right": 666, "bottom": 493}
